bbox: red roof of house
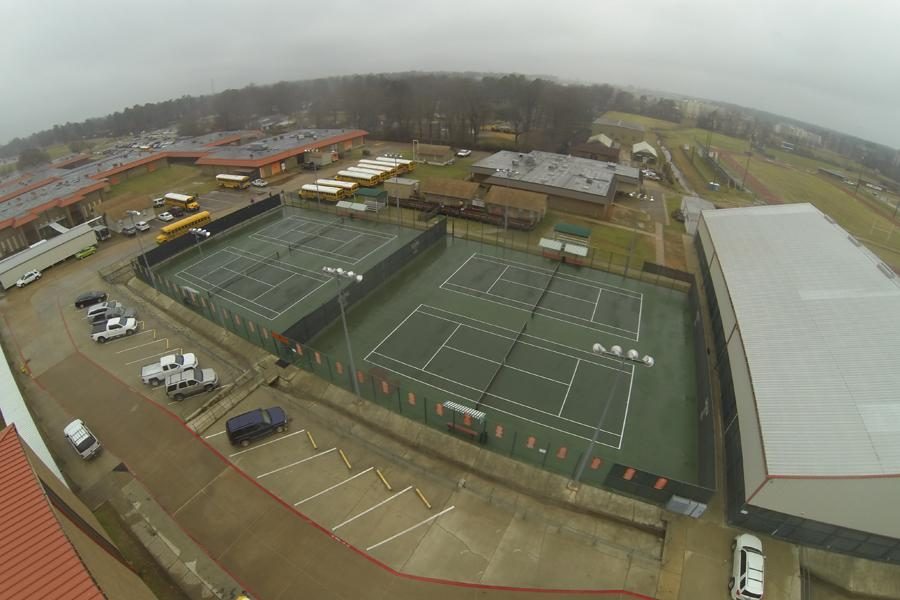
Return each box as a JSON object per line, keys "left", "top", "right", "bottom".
{"left": 0, "top": 426, "right": 103, "bottom": 599}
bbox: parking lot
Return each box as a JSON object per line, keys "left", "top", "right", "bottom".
{"left": 60, "top": 284, "right": 245, "bottom": 419}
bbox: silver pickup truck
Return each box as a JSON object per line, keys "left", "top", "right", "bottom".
{"left": 141, "top": 353, "right": 197, "bottom": 385}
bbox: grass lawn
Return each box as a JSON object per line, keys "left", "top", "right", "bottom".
{"left": 600, "top": 111, "right": 682, "bottom": 131}
{"left": 93, "top": 503, "right": 190, "bottom": 600}
{"left": 408, "top": 157, "right": 478, "bottom": 181}
{"left": 105, "top": 164, "right": 218, "bottom": 202}
{"left": 662, "top": 136, "right": 754, "bottom": 206}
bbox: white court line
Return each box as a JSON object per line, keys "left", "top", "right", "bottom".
{"left": 179, "top": 254, "right": 245, "bottom": 283}
{"left": 418, "top": 306, "right": 629, "bottom": 373}
{"left": 330, "top": 233, "right": 364, "bottom": 253}
{"left": 366, "top": 506, "right": 455, "bottom": 552}
{"left": 366, "top": 303, "right": 424, "bottom": 358}
{"left": 444, "top": 280, "right": 637, "bottom": 335}
{"left": 485, "top": 265, "right": 510, "bottom": 294}
{"left": 472, "top": 253, "right": 643, "bottom": 299}
{"left": 636, "top": 294, "right": 643, "bottom": 342}
{"left": 253, "top": 225, "right": 396, "bottom": 265}
{"left": 616, "top": 363, "right": 636, "bottom": 451}
{"left": 252, "top": 274, "right": 295, "bottom": 301}
{"left": 440, "top": 282, "right": 638, "bottom": 341}
{"left": 369, "top": 350, "right": 617, "bottom": 434}
{"left": 280, "top": 214, "right": 397, "bottom": 240}
{"left": 294, "top": 467, "right": 374, "bottom": 506}
{"left": 115, "top": 338, "right": 165, "bottom": 354}
{"left": 220, "top": 267, "right": 276, "bottom": 289}
{"left": 365, "top": 354, "right": 619, "bottom": 444}
{"left": 443, "top": 346, "right": 570, "bottom": 386}
{"left": 591, "top": 288, "right": 603, "bottom": 322}
{"left": 123, "top": 347, "right": 182, "bottom": 365}
{"left": 256, "top": 448, "right": 336, "bottom": 479}
{"left": 228, "top": 430, "right": 306, "bottom": 457}
{"left": 422, "top": 324, "right": 460, "bottom": 370}
{"left": 332, "top": 486, "right": 413, "bottom": 531}
{"left": 224, "top": 246, "right": 329, "bottom": 281}
{"left": 441, "top": 253, "right": 477, "bottom": 288}
{"left": 558, "top": 359, "right": 580, "bottom": 417}
{"left": 500, "top": 277, "right": 595, "bottom": 305}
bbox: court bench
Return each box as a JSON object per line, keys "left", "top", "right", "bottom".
{"left": 446, "top": 422, "right": 488, "bottom": 444}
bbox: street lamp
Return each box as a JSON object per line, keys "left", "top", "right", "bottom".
{"left": 190, "top": 228, "right": 211, "bottom": 258}
{"left": 126, "top": 210, "right": 157, "bottom": 292}
{"left": 569, "top": 343, "right": 655, "bottom": 489}
{"left": 322, "top": 266, "right": 363, "bottom": 396}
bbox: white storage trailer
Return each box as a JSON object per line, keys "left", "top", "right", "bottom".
{"left": 0, "top": 223, "right": 98, "bottom": 290}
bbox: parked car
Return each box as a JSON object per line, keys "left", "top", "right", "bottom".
{"left": 141, "top": 352, "right": 198, "bottom": 385}
{"left": 251, "top": 178, "right": 268, "bottom": 187}
{"left": 455, "top": 149, "right": 472, "bottom": 157}
{"left": 167, "top": 205, "right": 185, "bottom": 217}
{"left": 226, "top": 407, "right": 288, "bottom": 447}
{"left": 16, "top": 270, "right": 42, "bottom": 288}
{"left": 63, "top": 419, "right": 101, "bottom": 460}
{"left": 164, "top": 367, "right": 219, "bottom": 401}
{"left": 89, "top": 305, "right": 136, "bottom": 326}
{"left": 75, "top": 246, "right": 97, "bottom": 259}
{"left": 152, "top": 197, "right": 165, "bottom": 207}
{"left": 135, "top": 221, "right": 150, "bottom": 231}
{"left": 730, "top": 533, "right": 765, "bottom": 600}
{"left": 74, "top": 290, "right": 108, "bottom": 309}
{"left": 84, "top": 300, "right": 123, "bottom": 321}
{"left": 157, "top": 212, "right": 174, "bottom": 222}
{"left": 91, "top": 317, "right": 138, "bottom": 343}
{"left": 122, "top": 225, "right": 137, "bottom": 236}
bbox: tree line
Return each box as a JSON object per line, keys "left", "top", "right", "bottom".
{"left": 0, "top": 73, "right": 682, "bottom": 161}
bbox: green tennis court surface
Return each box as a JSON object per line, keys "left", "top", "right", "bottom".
{"left": 312, "top": 238, "right": 700, "bottom": 483}
{"left": 153, "top": 206, "right": 420, "bottom": 331}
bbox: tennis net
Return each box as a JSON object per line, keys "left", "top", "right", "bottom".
{"left": 208, "top": 250, "right": 279, "bottom": 297}
{"left": 531, "top": 261, "right": 561, "bottom": 317}
{"left": 475, "top": 321, "right": 527, "bottom": 410}
{"left": 289, "top": 220, "right": 341, "bottom": 252}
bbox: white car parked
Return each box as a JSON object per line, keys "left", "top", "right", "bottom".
{"left": 251, "top": 178, "right": 269, "bottom": 187}
{"left": 157, "top": 212, "right": 174, "bottom": 222}
{"left": 16, "top": 269, "right": 42, "bottom": 288}
{"left": 64, "top": 419, "right": 101, "bottom": 460}
{"left": 730, "top": 533, "right": 765, "bottom": 600}
{"left": 135, "top": 220, "right": 150, "bottom": 231}
{"left": 456, "top": 149, "right": 472, "bottom": 157}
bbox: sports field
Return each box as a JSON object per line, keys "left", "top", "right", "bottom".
{"left": 310, "top": 238, "right": 700, "bottom": 484}
{"left": 153, "top": 205, "right": 420, "bottom": 332}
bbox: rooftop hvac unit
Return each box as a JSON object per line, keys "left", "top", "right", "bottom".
{"left": 512, "top": 159, "right": 519, "bottom": 166}
{"left": 548, "top": 164, "right": 556, "bottom": 170}
{"left": 585, "top": 177, "right": 593, "bottom": 184}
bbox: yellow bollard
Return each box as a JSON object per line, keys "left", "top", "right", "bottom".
{"left": 376, "top": 468, "right": 392, "bottom": 491}
{"left": 306, "top": 430, "right": 318, "bottom": 450}
{"left": 338, "top": 449, "right": 352, "bottom": 470}
{"left": 415, "top": 487, "right": 432, "bottom": 509}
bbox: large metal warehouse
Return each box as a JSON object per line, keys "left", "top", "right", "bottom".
{"left": 697, "top": 203, "right": 900, "bottom": 563}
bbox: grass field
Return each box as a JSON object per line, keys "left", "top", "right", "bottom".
{"left": 105, "top": 164, "right": 218, "bottom": 202}
{"left": 408, "top": 157, "right": 478, "bottom": 181}
{"left": 600, "top": 111, "right": 681, "bottom": 131}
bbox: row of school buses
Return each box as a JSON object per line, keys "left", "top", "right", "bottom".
{"left": 301, "top": 156, "right": 415, "bottom": 201}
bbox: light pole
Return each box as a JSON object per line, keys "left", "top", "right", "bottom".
{"left": 190, "top": 228, "right": 211, "bottom": 258}
{"left": 322, "top": 266, "right": 363, "bottom": 396}
{"left": 126, "top": 210, "right": 157, "bottom": 292}
{"left": 569, "top": 343, "right": 655, "bottom": 489}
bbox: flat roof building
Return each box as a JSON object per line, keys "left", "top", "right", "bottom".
{"left": 471, "top": 150, "right": 639, "bottom": 218}
{"left": 697, "top": 203, "right": 900, "bottom": 563}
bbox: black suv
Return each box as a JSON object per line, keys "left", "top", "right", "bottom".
{"left": 226, "top": 407, "right": 288, "bottom": 447}
{"left": 74, "top": 290, "right": 108, "bottom": 309}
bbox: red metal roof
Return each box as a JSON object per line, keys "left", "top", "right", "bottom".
{"left": 0, "top": 426, "right": 103, "bottom": 600}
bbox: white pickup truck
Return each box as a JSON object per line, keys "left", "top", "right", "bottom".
{"left": 141, "top": 353, "right": 198, "bottom": 385}
{"left": 91, "top": 317, "right": 137, "bottom": 343}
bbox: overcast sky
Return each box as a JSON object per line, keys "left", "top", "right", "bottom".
{"left": 2, "top": 0, "right": 899, "bottom": 147}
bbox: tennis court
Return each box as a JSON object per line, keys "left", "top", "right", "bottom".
{"left": 441, "top": 253, "right": 643, "bottom": 340}
{"left": 366, "top": 304, "right": 634, "bottom": 447}
{"left": 154, "top": 205, "right": 419, "bottom": 332}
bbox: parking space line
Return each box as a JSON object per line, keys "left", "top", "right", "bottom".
{"left": 204, "top": 431, "right": 226, "bottom": 439}
{"left": 116, "top": 338, "right": 167, "bottom": 354}
{"left": 123, "top": 347, "right": 182, "bottom": 365}
{"left": 294, "top": 467, "right": 374, "bottom": 506}
{"left": 228, "top": 430, "right": 306, "bottom": 457}
{"left": 365, "top": 506, "right": 455, "bottom": 552}
{"left": 256, "top": 448, "right": 336, "bottom": 479}
{"left": 332, "top": 486, "right": 413, "bottom": 531}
